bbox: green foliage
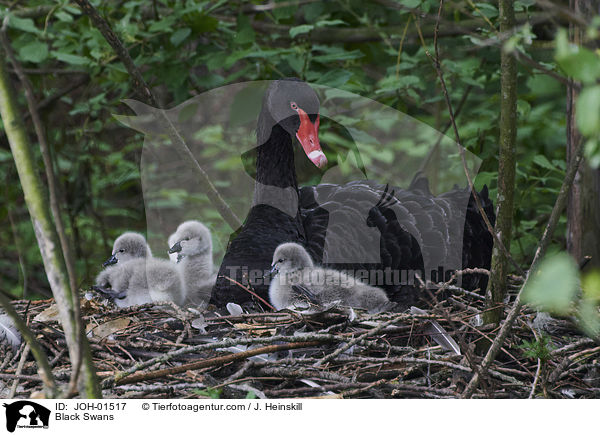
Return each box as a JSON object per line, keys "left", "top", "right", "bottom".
{"left": 578, "top": 271, "right": 600, "bottom": 337}
{"left": 522, "top": 252, "right": 579, "bottom": 315}
{"left": 555, "top": 28, "right": 600, "bottom": 168}
{"left": 193, "top": 387, "right": 222, "bottom": 399}
{"left": 522, "top": 252, "right": 600, "bottom": 339}
{"left": 518, "top": 334, "right": 555, "bottom": 362}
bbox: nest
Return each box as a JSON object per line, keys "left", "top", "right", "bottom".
{"left": 1, "top": 286, "right": 599, "bottom": 399}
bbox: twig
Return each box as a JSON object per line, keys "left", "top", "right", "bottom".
{"left": 220, "top": 276, "right": 275, "bottom": 310}
{"left": 314, "top": 313, "right": 406, "bottom": 367}
{"left": 9, "top": 344, "right": 29, "bottom": 399}
{"left": 528, "top": 357, "right": 541, "bottom": 399}
{"left": 114, "top": 341, "right": 322, "bottom": 386}
{"left": 107, "top": 332, "right": 341, "bottom": 387}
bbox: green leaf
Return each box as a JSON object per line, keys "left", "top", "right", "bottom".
{"left": 54, "top": 11, "right": 74, "bottom": 22}
{"left": 522, "top": 252, "right": 579, "bottom": 315}
{"left": 555, "top": 29, "right": 600, "bottom": 84}
{"left": 19, "top": 41, "right": 48, "bottom": 63}
{"left": 584, "top": 139, "right": 600, "bottom": 168}
{"left": 234, "top": 15, "right": 255, "bottom": 45}
{"left": 148, "top": 17, "right": 175, "bottom": 33}
{"left": 7, "top": 15, "right": 40, "bottom": 34}
{"left": 312, "top": 49, "right": 364, "bottom": 63}
{"left": 577, "top": 299, "right": 600, "bottom": 338}
{"left": 315, "top": 19, "right": 345, "bottom": 27}
{"left": 582, "top": 270, "right": 600, "bottom": 302}
{"left": 289, "top": 24, "right": 314, "bottom": 38}
{"left": 533, "top": 155, "right": 557, "bottom": 172}
{"left": 474, "top": 3, "right": 498, "bottom": 18}
{"left": 576, "top": 86, "right": 600, "bottom": 136}
{"left": 315, "top": 69, "right": 353, "bottom": 88}
{"left": 185, "top": 13, "right": 218, "bottom": 34}
{"left": 402, "top": 0, "right": 422, "bottom": 8}
{"left": 51, "top": 51, "right": 90, "bottom": 66}
{"left": 170, "top": 28, "right": 191, "bottom": 46}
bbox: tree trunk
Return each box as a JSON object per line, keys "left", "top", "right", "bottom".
{"left": 567, "top": 0, "right": 600, "bottom": 270}
{"left": 0, "top": 51, "right": 100, "bottom": 398}
{"left": 485, "top": 0, "right": 518, "bottom": 324}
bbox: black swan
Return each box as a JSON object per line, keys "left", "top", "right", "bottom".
{"left": 212, "top": 78, "right": 494, "bottom": 308}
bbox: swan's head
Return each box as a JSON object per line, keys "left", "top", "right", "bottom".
{"left": 104, "top": 232, "right": 151, "bottom": 267}
{"left": 168, "top": 220, "right": 212, "bottom": 260}
{"left": 270, "top": 242, "right": 314, "bottom": 275}
{"left": 261, "top": 79, "right": 327, "bottom": 169}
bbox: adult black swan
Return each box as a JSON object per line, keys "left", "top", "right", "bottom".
{"left": 212, "top": 79, "right": 494, "bottom": 309}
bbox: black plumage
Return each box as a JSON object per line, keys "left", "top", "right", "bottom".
{"left": 212, "top": 79, "right": 494, "bottom": 309}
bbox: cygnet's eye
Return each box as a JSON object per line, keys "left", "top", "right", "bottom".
{"left": 278, "top": 258, "right": 284, "bottom": 263}
{"left": 119, "top": 249, "right": 125, "bottom": 253}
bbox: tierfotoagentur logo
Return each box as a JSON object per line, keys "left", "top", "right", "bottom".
{"left": 2, "top": 401, "right": 50, "bottom": 432}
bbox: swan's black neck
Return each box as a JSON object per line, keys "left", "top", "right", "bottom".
{"left": 255, "top": 119, "right": 298, "bottom": 191}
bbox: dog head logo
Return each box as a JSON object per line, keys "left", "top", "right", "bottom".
{"left": 3, "top": 401, "right": 50, "bottom": 432}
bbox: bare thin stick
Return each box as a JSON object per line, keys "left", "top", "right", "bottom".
{"left": 221, "top": 275, "right": 276, "bottom": 310}
{"left": 9, "top": 345, "right": 29, "bottom": 399}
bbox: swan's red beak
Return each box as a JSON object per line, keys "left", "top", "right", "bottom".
{"left": 296, "top": 110, "right": 327, "bottom": 169}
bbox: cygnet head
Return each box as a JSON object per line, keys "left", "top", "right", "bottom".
{"left": 103, "top": 232, "right": 151, "bottom": 267}
{"left": 168, "top": 220, "right": 212, "bottom": 259}
{"left": 270, "top": 243, "right": 314, "bottom": 275}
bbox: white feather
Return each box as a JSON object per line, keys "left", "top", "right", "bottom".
{"left": 0, "top": 313, "right": 22, "bottom": 351}
{"left": 226, "top": 302, "right": 243, "bottom": 316}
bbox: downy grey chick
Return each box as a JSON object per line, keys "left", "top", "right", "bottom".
{"left": 102, "top": 232, "right": 152, "bottom": 267}
{"left": 168, "top": 220, "right": 215, "bottom": 307}
{"left": 269, "top": 242, "right": 391, "bottom": 313}
{"left": 94, "top": 233, "right": 185, "bottom": 306}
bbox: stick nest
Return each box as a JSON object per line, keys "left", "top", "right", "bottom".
{"left": 1, "top": 286, "right": 599, "bottom": 399}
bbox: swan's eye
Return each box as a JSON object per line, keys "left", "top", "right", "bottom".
{"left": 119, "top": 249, "right": 124, "bottom": 253}
{"left": 290, "top": 101, "right": 298, "bottom": 110}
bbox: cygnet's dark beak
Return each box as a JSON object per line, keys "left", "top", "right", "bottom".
{"left": 168, "top": 241, "right": 182, "bottom": 254}
{"left": 102, "top": 255, "right": 118, "bottom": 268}
{"left": 90, "top": 285, "right": 127, "bottom": 300}
{"left": 264, "top": 262, "right": 278, "bottom": 278}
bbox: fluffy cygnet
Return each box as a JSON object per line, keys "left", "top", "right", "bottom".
{"left": 94, "top": 232, "right": 184, "bottom": 306}
{"left": 268, "top": 243, "right": 391, "bottom": 313}
{"left": 168, "top": 220, "right": 215, "bottom": 307}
